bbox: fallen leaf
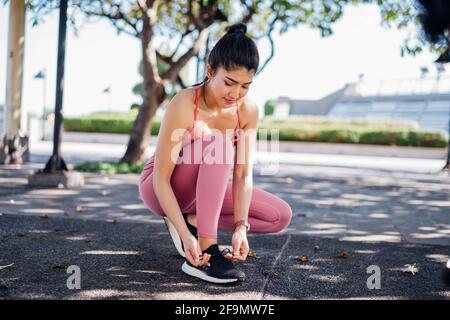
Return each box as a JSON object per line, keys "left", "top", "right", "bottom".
{"left": 75, "top": 206, "right": 85, "bottom": 213}
{"left": 0, "top": 263, "right": 14, "bottom": 271}
{"left": 49, "top": 262, "right": 69, "bottom": 270}
{"left": 338, "top": 250, "right": 349, "bottom": 258}
{"left": 404, "top": 263, "right": 420, "bottom": 275}
{"left": 40, "top": 214, "right": 49, "bottom": 219}
{"left": 264, "top": 271, "right": 278, "bottom": 278}
{"left": 314, "top": 245, "right": 320, "bottom": 251}
{"left": 298, "top": 255, "right": 309, "bottom": 262}
{"left": 285, "top": 177, "right": 294, "bottom": 184}
{"left": 247, "top": 250, "right": 260, "bottom": 259}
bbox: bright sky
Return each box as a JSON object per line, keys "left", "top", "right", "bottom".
{"left": 0, "top": 3, "right": 446, "bottom": 118}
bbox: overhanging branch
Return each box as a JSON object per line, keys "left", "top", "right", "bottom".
{"left": 176, "top": 75, "right": 187, "bottom": 89}
{"left": 241, "top": 0, "right": 258, "bottom": 24}
{"left": 156, "top": 51, "right": 173, "bottom": 65}
{"left": 161, "top": 28, "right": 209, "bottom": 82}
{"left": 170, "top": 28, "right": 195, "bottom": 60}
{"left": 256, "top": 17, "right": 278, "bottom": 75}
{"left": 74, "top": 2, "right": 140, "bottom": 36}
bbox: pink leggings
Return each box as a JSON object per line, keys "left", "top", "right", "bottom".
{"left": 139, "top": 134, "right": 292, "bottom": 239}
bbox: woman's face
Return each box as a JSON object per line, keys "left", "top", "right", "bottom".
{"left": 206, "top": 65, "right": 255, "bottom": 107}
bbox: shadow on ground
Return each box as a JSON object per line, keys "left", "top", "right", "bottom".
{"left": 0, "top": 214, "right": 448, "bottom": 300}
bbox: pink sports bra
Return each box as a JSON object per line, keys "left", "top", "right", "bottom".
{"left": 186, "top": 85, "right": 242, "bottom": 147}
{"left": 144, "top": 85, "right": 242, "bottom": 169}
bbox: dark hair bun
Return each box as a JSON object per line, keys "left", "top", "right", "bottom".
{"left": 206, "top": 21, "right": 259, "bottom": 73}
{"left": 226, "top": 23, "right": 247, "bottom": 35}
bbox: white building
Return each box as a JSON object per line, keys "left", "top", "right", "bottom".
{"left": 274, "top": 77, "right": 450, "bottom": 133}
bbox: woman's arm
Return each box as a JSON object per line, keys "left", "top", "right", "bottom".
{"left": 232, "top": 100, "right": 259, "bottom": 224}
{"left": 230, "top": 101, "right": 259, "bottom": 260}
{"left": 152, "top": 89, "right": 211, "bottom": 267}
{"left": 152, "top": 90, "right": 194, "bottom": 241}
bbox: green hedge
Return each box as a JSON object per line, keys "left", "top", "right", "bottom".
{"left": 64, "top": 115, "right": 448, "bottom": 148}
{"left": 255, "top": 128, "right": 447, "bottom": 147}
{"left": 65, "top": 118, "right": 161, "bottom": 136}
{"left": 74, "top": 161, "right": 144, "bottom": 174}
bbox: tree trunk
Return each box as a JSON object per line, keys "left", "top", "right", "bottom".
{"left": 121, "top": 3, "right": 208, "bottom": 164}
{"left": 120, "top": 83, "right": 165, "bottom": 164}
{"left": 120, "top": 7, "right": 165, "bottom": 164}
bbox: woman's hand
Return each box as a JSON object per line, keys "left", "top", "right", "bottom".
{"left": 182, "top": 234, "right": 210, "bottom": 267}
{"left": 226, "top": 226, "right": 249, "bottom": 261}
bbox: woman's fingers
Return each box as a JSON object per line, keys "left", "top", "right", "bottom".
{"left": 241, "top": 247, "right": 249, "bottom": 260}
{"left": 224, "top": 252, "right": 244, "bottom": 261}
{"left": 224, "top": 252, "right": 234, "bottom": 260}
{"left": 230, "top": 249, "right": 247, "bottom": 261}
{"left": 233, "top": 254, "right": 246, "bottom": 261}
{"left": 188, "top": 251, "right": 211, "bottom": 267}
{"left": 196, "top": 253, "right": 210, "bottom": 267}
{"left": 200, "top": 253, "right": 211, "bottom": 267}
{"left": 186, "top": 246, "right": 201, "bottom": 266}
{"left": 185, "top": 250, "right": 197, "bottom": 266}
{"left": 232, "top": 244, "right": 240, "bottom": 259}
{"left": 228, "top": 243, "right": 247, "bottom": 261}
{"left": 191, "top": 251, "right": 199, "bottom": 264}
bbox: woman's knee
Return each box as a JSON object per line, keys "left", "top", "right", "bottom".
{"left": 139, "top": 175, "right": 164, "bottom": 217}
{"left": 273, "top": 198, "right": 293, "bottom": 232}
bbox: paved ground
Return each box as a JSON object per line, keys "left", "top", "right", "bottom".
{"left": 45, "top": 131, "right": 447, "bottom": 159}
{"left": 0, "top": 140, "right": 449, "bottom": 300}
{"left": 0, "top": 213, "right": 449, "bottom": 300}
{"left": 29, "top": 139, "right": 447, "bottom": 173}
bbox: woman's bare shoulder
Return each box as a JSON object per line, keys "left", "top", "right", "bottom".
{"left": 176, "top": 87, "right": 197, "bottom": 103}
{"left": 168, "top": 87, "right": 196, "bottom": 111}
{"left": 240, "top": 96, "right": 259, "bottom": 128}
{"left": 163, "top": 88, "right": 196, "bottom": 128}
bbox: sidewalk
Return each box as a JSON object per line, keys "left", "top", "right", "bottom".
{"left": 56, "top": 131, "right": 447, "bottom": 159}
{"left": 30, "top": 139, "right": 447, "bottom": 174}
{"left": 1, "top": 152, "right": 449, "bottom": 299}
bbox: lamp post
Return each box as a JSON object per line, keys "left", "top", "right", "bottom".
{"left": 33, "top": 68, "right": 46, "bottom": 140}
{"left": 435, "top": 48, "right": 450, "bottom": 170}
{"left": 102, "top": 86, "right": 111, "bottom": 111}
{"left": 43, "top": 0, "right": 68, "bottom": 173}
{"left": 28, "top": 0, "right": 83, "bottom": 188}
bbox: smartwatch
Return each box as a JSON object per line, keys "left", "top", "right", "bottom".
{"left": 234, "top": 219, "right": 250, "bottom": 232}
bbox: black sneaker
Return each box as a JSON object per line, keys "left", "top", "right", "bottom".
{"left": 181, "top": 244, "right": 245, "bottom": 284}
{"left": 164, "top": 214, "right": 197, "bottom": 258}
